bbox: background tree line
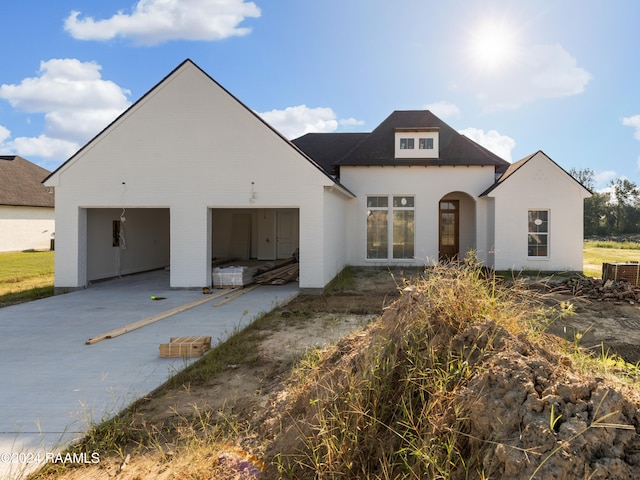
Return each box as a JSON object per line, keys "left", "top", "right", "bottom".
{"left": 570, "top": 168, "right": 640, "bottom": 237}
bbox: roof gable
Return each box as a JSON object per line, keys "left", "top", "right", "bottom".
{"left": 44, "top": 59, "right": 350, "bottom": 196}
{"left": 480, "top": 150, "right": 592, "bottom": 197}
{"left": 334, "top": 110, "right": 510, "bottom": 170}
{"left": 0, "top": 156, "right": 54, "bottom": 207}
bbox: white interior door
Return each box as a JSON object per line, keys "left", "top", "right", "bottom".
{"left": 276, "top": 210, "right": 298, "bottom": 259}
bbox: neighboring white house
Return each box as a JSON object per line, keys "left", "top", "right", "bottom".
{"left": 43, "top": 59, "right": 591, "bottom": 292}
{"left": 0, "top": 156, "right": 55, "bottom": 252}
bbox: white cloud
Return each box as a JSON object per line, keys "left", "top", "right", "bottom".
{"left": 0, "top": 125, "right": 10, "bottom": 144}
{"left": 424, "top": 101, "right": 461, "bottom": 118}
{"left": 64, "top": 0, "right": 261, "bottom": 45}
{"left": 339, "top": 117, "right": 365, "bottom": 127}
{"left": 9, "top": 135, "right": 79, "bottom": 161}
{"left": 594, "top": 170, "right": 617, "bottom": 189}
{"left": 464, "top": 43, "right": 592, "bottom": 111}
{"left": 623, "top": 115, "right": 640, "bottom": 141}
{"left": 258, "top": 105, "right": 362, "bottom": 139}
{"left": 458, "top": 127, "right": 516, "bottom": 162}
{"left": 0, "top": 59, "right": 131, "bottom": 162}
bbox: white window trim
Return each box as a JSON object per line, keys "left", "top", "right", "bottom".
{"left": 366, "top": 195, "right": 416, "bottom": 261}
{"left": 527, "top": 209, "right": 550, "bottom": 260}
{"left": 395, "top": 128, "right": 439, "bottom": 158}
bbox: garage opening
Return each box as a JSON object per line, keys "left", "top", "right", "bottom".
{"left": 211, "top": 208, "right": 299, "bottom": 286}
{"left": 211, "top": 208, "right": 299, "bottom": 261}
{"left": 86, "top": 208, "right": 170, "bottom": 282}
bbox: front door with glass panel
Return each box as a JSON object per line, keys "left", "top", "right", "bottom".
{"left": 439, "top": 200, "right": 459, "bottom": 261}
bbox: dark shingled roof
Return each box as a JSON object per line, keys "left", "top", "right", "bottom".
{"left": 0, "top": 156, "right": 54, "bottom": 207}
{"left": 333, "top": 110, "right": 510, "bottom": 171}
{"left": 291, "top": 133, "right": 368, "bottom": 176}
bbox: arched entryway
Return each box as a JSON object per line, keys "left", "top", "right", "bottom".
{"left": 439, "top": 192, "right": 476, "bottom": 261}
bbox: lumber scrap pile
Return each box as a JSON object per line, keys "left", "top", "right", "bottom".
{"left": 254, "top": 263, "right": 299, "bottom": 285}
{"left": 160, "top": 336, "right": 211, "bottom": 358}
{"left": 255, "top": 257, "right": 296, "bottom": 275}
{"left": 552, "top": 276, "right": 640, "bottom": 304}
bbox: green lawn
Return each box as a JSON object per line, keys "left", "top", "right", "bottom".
{"left": 0, "top": 251, "right": 54, "bottom": 306}
{"left": 583, "top": 240, "right": 640, "bottom": 278}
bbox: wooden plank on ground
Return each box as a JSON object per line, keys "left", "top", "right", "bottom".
{"left": 254, "top": 263, "right": 299, "bottom": 285}
{"left": 85, "top": 288, "right": 238, "bottom": 345}
{"left": 213, "top": 284, "right": 261, "bottom": 307}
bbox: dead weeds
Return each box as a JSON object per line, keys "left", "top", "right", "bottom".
{"left": 29, "top": 266, "right": 640, "bottom": 480}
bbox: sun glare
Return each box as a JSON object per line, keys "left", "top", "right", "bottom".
{"left": 470, "top": 20, "right": 518, "bottom": 72}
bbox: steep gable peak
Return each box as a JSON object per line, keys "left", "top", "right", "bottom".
{"left": 44, "top": 59, "right": 349, "bottom": 195}
{"left": 481, "top": 150, "right": 591, "bottom": 197}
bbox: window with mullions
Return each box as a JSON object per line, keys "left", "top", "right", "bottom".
{"left": 399, "top": 138, "right": 414, "bottom": 149}
{"left": 527, "top": 210, "right": 549, "bottom": 257}
{"left": 366, "top": 196, "right": 388, "bottom": 259}
{"left": 419, "top": 138, "right": 434, "bottom": 149}
{"left": 367, "top": 196, "right": 414, "bottom": 259}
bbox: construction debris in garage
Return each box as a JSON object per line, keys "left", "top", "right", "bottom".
{"left": 212, "top": 257, "right": 299, "bottom": 288}
{"left": 212, "top": 265, "right": 254, "bottom": 288}
{"left": 254, "top": 263, "right": 299, "bottom": 285}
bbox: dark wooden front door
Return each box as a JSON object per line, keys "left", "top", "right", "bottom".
{"left": 439, "top": 200, "right": 459, "bottom": 261}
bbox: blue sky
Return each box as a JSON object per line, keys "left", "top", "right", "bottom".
{"left": 1, "top": 0, "right": 639, "bottom": 191}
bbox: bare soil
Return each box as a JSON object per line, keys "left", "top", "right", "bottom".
{"left": 32, "top": 269, "right": 640, "bottom": 479}
{"left": 542, "top": 289, "right": 640, "bottom": 365}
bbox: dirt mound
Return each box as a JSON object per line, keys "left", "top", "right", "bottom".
{"left": 262, "top": 268, "right": 640, "bottom": 479}
{"left": 458, "top": 323, "right": 640, "bottom": 479}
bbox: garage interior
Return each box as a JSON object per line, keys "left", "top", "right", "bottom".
{"left": 86, "top": 207, "right": 170, "bottom": 283}
{"left": 84, "top": 207, "right": 300, "bottom": 287}
{"left": 211, "top": 208, "right": 300, "bottom": 287}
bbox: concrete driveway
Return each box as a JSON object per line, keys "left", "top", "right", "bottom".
{"left": 0, "top": 270, "right": 298, "bottom": 478}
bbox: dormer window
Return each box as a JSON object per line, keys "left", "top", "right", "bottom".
{"left": 395, "top": 127, "right": 439, "bottom": 159}
{"left": 419, "top": 138, "right": 433, "bottom": 150}
{"left": 400, "top": 138, "right": 414, "bottom": 149}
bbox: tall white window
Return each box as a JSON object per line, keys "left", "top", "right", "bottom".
{"left": 528, "top": 210, "right": 549, "bottom": 257}
{"left": 366, "top": 196, "right": 388, "bottom": 259}
{"left": 367, "top": 196, "right": 415, "bottom": 259}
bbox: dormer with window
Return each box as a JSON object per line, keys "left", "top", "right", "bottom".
{"left": 395, "top": 127, "right": 439, "bottom": 159}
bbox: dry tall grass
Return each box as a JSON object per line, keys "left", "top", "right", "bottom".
{"left": 267, "top": 260, "right": 541, "bottom": 478}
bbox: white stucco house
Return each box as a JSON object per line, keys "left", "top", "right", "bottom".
{"left": 43, "top": 59, "right": 591, "bottom": 292}
{"left": 0, "top": 155, "right": 55, "bottom": 252}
